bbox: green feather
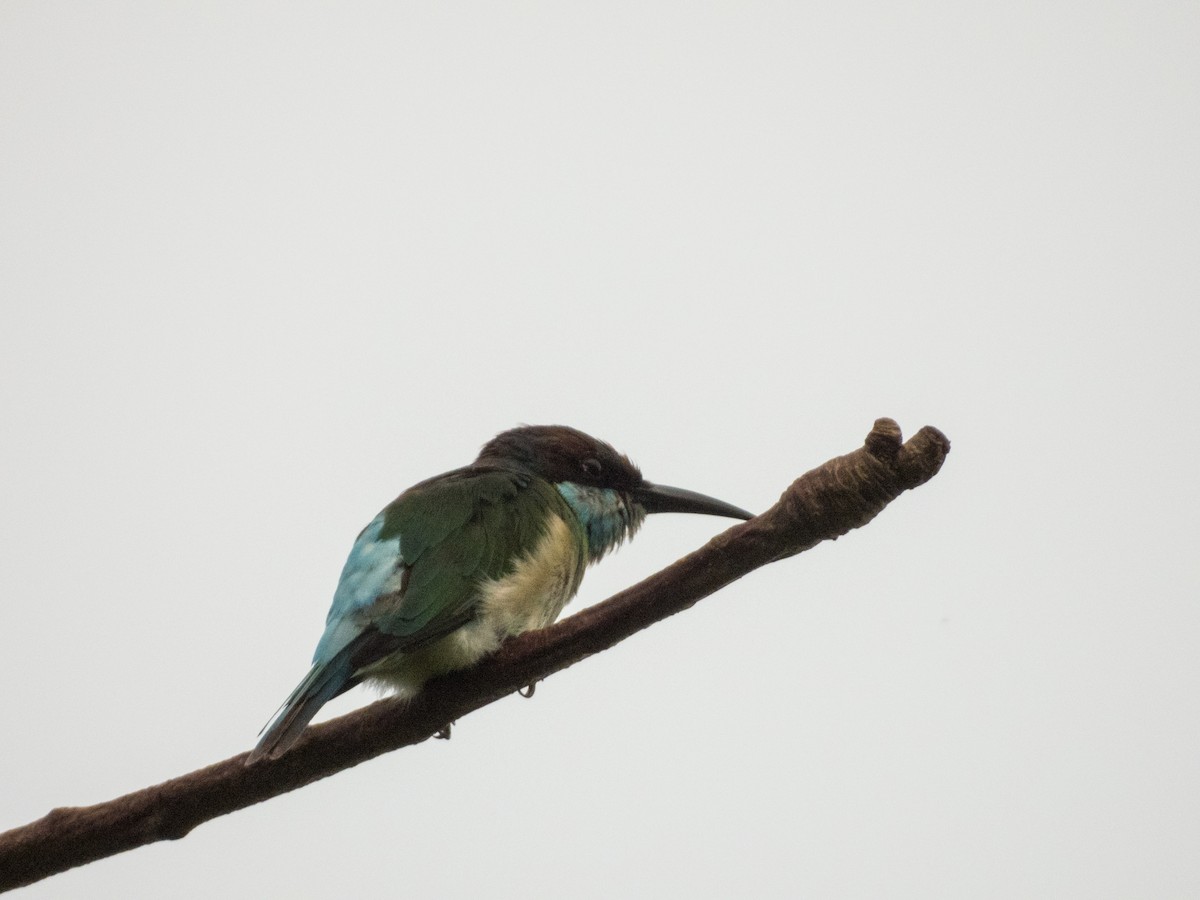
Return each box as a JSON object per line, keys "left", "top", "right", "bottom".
{"left": 368, "top": 469, "right": 579, "bottom": 646}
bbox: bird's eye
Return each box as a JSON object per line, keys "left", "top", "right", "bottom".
{"left": 581, "top": 458, "right": 602, "bottom": 478}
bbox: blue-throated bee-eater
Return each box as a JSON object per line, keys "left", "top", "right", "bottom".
{"left": 249, "top": 425, "right": 753, "bottom": 761}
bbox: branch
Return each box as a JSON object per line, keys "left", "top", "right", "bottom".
{"left": 0, "top": 418, "right": 949, "bottom": 892}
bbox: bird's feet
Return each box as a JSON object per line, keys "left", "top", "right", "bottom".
{"left": 518, "top": 682, "right": 538, "bottom": 698}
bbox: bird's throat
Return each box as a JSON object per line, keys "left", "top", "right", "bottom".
{"left": 555, "top": 482, "right": 644, "bottom": 562}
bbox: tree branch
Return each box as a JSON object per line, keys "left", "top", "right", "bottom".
{"left": 0, "top": 418, "right": 949, "bottom": 892}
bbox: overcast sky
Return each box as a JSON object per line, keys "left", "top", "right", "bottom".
{"left": 2, "top": 2, "right": 1197, "bottom": 898}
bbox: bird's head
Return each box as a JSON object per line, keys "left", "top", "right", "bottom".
{"left": 477, "top": 425, "right": 752, "bottom": 559}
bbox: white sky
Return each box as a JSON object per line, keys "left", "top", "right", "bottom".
{"left": 2, "top": 2, "right": 1197, "bottom": 898}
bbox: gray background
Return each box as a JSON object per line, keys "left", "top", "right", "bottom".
{"left": 3, "top": 2, "right": 1197, "bottom": 897}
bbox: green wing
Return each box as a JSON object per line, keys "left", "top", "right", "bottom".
{"left": 367, "top": 467, "right": 571, "bottom": 644}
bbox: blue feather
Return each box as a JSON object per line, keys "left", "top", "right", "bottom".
{"left": 247, "top": 649, "right": 359, "bottom": 762}
{"left": 555, "top": 482, "right": 644, "bottom": 560}
{"left": 313, "top": 514, "right": 404, "bottom": 663}
{"left": 248, "top": 515, "right": 404, "bottom": 761}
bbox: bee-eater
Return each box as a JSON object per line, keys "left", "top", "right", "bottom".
{"left": 249, "top": 425, "right": 752, "bottom": 761}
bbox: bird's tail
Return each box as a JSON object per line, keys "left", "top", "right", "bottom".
{"left": 246, "top": 653, "right": 357, "bottom": 764}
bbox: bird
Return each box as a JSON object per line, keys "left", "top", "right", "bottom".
{"left": 248, "top": 425, "right": 753, "bottom": 762}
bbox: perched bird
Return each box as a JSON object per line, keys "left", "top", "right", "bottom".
{"left": 249, "top": 425, "right": 752, "bottom": 761}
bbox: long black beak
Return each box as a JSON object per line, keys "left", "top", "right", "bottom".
{"left": 635, "top": 482, "right": 754, "bottom": 520}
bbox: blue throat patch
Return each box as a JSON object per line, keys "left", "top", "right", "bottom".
{"left": 555, "top": 482, "right": 645, "bottom": 561}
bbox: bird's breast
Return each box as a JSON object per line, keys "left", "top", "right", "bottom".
{"left": 475, "top": 512, "right": 586, "bottom": 636}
